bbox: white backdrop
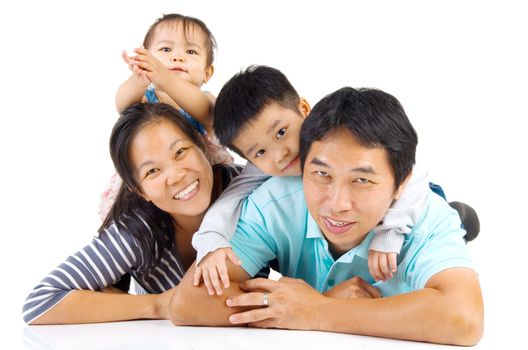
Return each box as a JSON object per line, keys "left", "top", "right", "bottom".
{"left": 1, "top": 0, "right": 526, "bottom": 348}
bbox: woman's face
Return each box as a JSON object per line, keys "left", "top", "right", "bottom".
{"left": 130, "top": 118, "right": 213, "bottom": 221}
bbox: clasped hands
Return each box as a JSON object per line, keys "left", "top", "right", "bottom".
{"left": 224, "top": 276, "right": 381, "bottom": 330}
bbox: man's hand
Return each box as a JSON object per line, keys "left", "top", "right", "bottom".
{"left": 368, "top": 250, "right": 398, "bottom": 281}
{"left": 193, "top": 248, "right": 242, "bottom": 296}
{"left": 323, "top": 276, "right": 381, "bottom": 299}
{"left": 225, "top": 277, "right": 324, "bottom": 330}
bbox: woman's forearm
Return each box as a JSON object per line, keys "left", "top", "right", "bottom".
{"left": 30, "top": 289, "right": 170, "bottom": 325}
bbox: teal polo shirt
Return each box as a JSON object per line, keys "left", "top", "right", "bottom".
{"left": 230, "top": 176, "right": 477, "bottom": 296}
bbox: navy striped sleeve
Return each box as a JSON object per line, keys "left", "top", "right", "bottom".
{"left": 22, "top": 223, "right": 141, "bottom": 324}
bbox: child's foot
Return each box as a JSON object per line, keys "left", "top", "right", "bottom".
{"left": 449, "top": 201, "right": 480, "bottom": 242}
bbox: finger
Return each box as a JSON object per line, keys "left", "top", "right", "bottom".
{"left": 121, "top": 50, "right": 131, "bottom": 64}
{"left": 193, "top": 266, "right": 202, "bottom": 286}
{"left": 229, "top": 308, "right": 272, "bottom": 325}
{"left": 379, "top": 254, "right": 391, "bottom": 280}
{"left": 357, "top": 278, "right": 382, "bottom": 298}
{"left": 368, "top": 252, "right": 381, "bottom": 281}
{"left": 388, "top": 253, "right": 398, "bottom": 273}
{"left": 208, "top": 267, "right": 223, "bottom": 296}
{"left": 225, "top": 249, "right": 242, "bottom": 266}
{"left": 217, "top": 262, "right": 231, "bottom": 289}
{"left": 226, "top": 291, "right": 269, "bottom": 307}
{"left": 202, "top": 269, "right": 215, "bottom": 296}
{"left": 278, "top": 276, "right": 306, "bottom": 285}
{"left": 240, "top": 278, "right": 277, "bottom": 292}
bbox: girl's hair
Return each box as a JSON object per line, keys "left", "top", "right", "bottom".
{"left": 100, "top": 103, "right": 207, "bottom": 274}
{"left": 143, "top": 13, "right": 217, "bottom": 66}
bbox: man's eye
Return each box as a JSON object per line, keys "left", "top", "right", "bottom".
{"left": 315, "top": 170, "right": 329, "bottom": 177}
{"left": 276, "top": 128, "right": 286, "bottom": 138}
{"left": 255, "top": 149, "right": 265, "bottom": 158}
{"left": 355, "top": 178, "right": 370, "bottom": 184}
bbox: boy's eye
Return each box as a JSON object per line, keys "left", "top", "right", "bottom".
{"left": 255, "top": 149, "right": 265, "bottom": 158}
{"left": 276, "top": 128, "right": 286, "bottom": 139}
{"left": 186, "top": 49, "right": 197, "bottom": 55}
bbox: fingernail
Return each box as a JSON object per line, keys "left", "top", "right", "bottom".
{"left": 226, "top": 298, "right": 233, "bottom": 306}
{"left": 229, "top": 315, "right": 238, "bottom": 323}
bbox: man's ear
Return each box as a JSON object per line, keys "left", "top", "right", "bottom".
{"left": 298, "top": 97, "right": 311, "bottom": 118}
{"left": 203, "top": 65, "right": 214, "bottom": 84}
{"left": 394, "top": 170, "right": 412, "bottom": 200}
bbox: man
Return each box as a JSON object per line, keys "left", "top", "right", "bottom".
{"left": 170, "top": 87, "right": 483, "bottom": 346}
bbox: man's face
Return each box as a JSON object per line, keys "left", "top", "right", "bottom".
{"left": 303, "top": 128, "right": 406, "bottom": 257}
{"left": 232, "top": 99, "right": 309, "bottom": 177}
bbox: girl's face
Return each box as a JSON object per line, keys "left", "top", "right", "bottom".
{"left": 130, "top": 118, "right": 213, "bottom": 222}
{"left": 149, "top": 22, "right": 214, "bottom": 87}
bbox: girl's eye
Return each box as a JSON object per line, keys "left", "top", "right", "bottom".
{"left": 255, "top": 149, "right": 265, "bottom": 158}
{"left": 276, "top": 128, "right": 286, "bottom": 138}
{"left": 160, "top": 47, "right": 171, "bottom": 53}
{"left": 186, "top": 49, "right": 197, "bottom": 55}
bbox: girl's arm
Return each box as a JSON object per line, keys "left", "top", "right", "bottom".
{"left": 115, "top": 74, "right": 149, "bottom": 112}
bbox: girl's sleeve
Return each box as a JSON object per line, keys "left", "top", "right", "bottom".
{"left": 369, "top": 162, "right": 431, "bottom": 253}
{"left": 192, "top": 163, "right": 270, "bottom": 264}
{"left": 22, "top": 224, "right": 140, "bottom": 324}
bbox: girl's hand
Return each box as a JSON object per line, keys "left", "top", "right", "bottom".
{"left": 368, "top": 250, "right": 398, "bottom": 281}
{"left": 193, "top": 248, "right": 242, "bottom": 296}
{"left": 121, "top": 49, "right": 150, "bottom": 85}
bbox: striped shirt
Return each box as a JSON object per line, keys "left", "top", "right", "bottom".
{"left": 22, "top": 164, "right": 241, "bottom": 324}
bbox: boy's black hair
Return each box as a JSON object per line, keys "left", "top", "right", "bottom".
{"left": 299, "top": 87, "right": 418, "bottom": 190}
{"left": 213, "top": 65, "right": 300, "bottom": 157}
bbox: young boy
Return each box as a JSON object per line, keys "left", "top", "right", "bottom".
{"left": 192, "top": 65, "right": 437, "bottom": 295}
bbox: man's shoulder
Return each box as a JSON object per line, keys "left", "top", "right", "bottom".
{"left": 246, "top": 176, "right": 305, "bottom": 212}
{"left": 412, "top": 191, "right": 464, "bottom": 238}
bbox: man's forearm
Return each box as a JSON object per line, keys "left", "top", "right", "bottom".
{"left": 317, "top": 270, "right": 483, "bottom": 345}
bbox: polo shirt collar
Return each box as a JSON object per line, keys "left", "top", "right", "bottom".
{"left": 306, "top": 212, "right": 374, "bottom": 260}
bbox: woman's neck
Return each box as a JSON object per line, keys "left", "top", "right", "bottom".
{"left": 171, "top": 211, "right": 205, "bottom": 237}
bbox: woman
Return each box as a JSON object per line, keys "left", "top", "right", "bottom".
{"left": 22, "top": 103, "right": 241, "bottom": 324}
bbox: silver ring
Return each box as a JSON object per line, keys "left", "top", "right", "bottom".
{"left": 263, "top": 292, "right": 269, "bottom": 306}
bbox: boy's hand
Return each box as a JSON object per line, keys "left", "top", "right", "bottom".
{"left": 368, "top": 250, "right": 397, "bottom": 281}
{"left": 193, "top": 248, "right": 242, "bottom": 296}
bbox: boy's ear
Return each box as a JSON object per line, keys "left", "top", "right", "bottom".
{"left": 393, "top": 170, "right": 412, "bottom": 200}
{"left": 203, "top": 65, "right": 215, "bottom": 84}
{"left": 298, "top": 97, "right": 311, "bottom": 118}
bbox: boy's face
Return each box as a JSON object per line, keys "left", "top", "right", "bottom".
{"left": 149, "top": 22, "right": 214, "bottom": 87}
{"left": 232, "top": 99, "right": 310, "bottom": 177}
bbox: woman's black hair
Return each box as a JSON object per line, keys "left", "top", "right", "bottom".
{"left": 100, "top": 103, "right": 207, "bottom": 275}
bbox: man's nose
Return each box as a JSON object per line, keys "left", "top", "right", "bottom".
{"left": 328, "top": 185, "right": 354, "bottom": 212}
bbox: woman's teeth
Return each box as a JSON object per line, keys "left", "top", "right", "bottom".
{"left": 173, "top": 180, "right": 198, "bottom": 200}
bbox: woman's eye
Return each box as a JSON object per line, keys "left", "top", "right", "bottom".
{"left": 145, "top": 168, "right": 159, "bottom": 177}
{"left": 276, "top": 128, "right": 286, "bottom": 138}
{"left": 255, "top": 149, "right": 265, "bottom": 158}
{"left": 176, "top": 148, "right": 187, "bottom": 157}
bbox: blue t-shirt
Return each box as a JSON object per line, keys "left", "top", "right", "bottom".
{"left": 230, "top": 176, "right": 477, "bottom": 296}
